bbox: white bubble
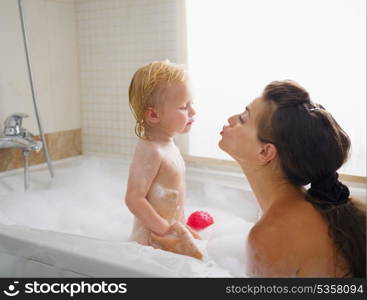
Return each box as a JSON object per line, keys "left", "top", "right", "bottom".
{"left": 0, "top": 156, "right": 257, "bottom": 277}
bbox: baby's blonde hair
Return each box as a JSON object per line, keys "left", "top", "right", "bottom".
{"left": 128, "top": 60, "right": 186, "bottom": 139}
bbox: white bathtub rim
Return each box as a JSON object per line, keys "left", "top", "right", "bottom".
{"left": 0, "top": 224, "right": 161, "bottom": 277}
{"left": 0, "top": 223, "right": 231, "bottom": 278}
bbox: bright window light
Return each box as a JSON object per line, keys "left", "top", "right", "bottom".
{"left": 186, "top": 0, "right": 366, "bottom": 177}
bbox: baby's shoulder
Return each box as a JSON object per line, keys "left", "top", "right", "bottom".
{"left": 134, "top": 139, "right": 163, "bottom": 158}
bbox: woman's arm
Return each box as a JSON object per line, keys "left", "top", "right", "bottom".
{"left": 150, "top": 222, "right": 203, "bottom": 259}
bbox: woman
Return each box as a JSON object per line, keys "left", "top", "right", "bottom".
{"left": 219, "top": 80, "right": 366, "bottom": 277}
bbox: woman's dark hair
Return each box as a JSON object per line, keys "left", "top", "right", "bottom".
{"left": 258, "top": 80, "right": 366, "bottom": 277}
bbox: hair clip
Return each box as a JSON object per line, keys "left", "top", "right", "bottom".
{"left": 309, "top": 106, "right": 319, "bottom": 112}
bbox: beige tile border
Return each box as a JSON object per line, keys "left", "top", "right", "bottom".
{"left": 183, "top": 155, "right": 367, "bottom": 184}
{"left": 0, "top": 129, "right": 82, "bottom": 172}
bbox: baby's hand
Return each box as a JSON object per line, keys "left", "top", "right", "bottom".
{"left": 150, "top": 223, "right": 203, "bottom": 260}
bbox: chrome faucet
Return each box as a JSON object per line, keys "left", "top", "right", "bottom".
{"left": 0, "top": 113, "right": 43, "bottom": 190}
{"left": 4, "top": 113, "right": 25, "bottom": 136}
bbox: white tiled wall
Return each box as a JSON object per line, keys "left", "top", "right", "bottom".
{"left": 0, "top": 0, "right": 80, "bottom": 135}
{"left": 76, "top": 0, "right": 187, "bottom": 159}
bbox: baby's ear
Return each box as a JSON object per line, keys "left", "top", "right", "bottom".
{"left": 145, "top": 107, "right": 160, "bottom": 124}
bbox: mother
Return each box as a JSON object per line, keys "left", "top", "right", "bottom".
{"left": 219, "top": 80, "right": 366, "bottom": 277}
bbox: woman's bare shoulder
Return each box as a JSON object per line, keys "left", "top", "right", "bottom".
{"left": 247, "top": 212, "right": 297, "bottom": 251}
{"left": 246, "top": 200, "right": 327, "bottom": 277}
{"left": 246, "top": 218, "right": 300, "bottom": 277}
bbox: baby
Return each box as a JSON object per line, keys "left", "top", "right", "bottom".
{"left": 125, "top": 60, "right": 203, "bottom": 259}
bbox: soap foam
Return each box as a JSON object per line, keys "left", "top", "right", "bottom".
{"left": 0, "top": 156, "right": 256, "bottom": 277}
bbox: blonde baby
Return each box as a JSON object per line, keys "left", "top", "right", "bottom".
{"left": 125, "top": 60, "right": 202, "bottom": 259}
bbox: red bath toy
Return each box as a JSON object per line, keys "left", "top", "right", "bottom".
{"left": 187, "top": 211, "right": 214, "bottom": 231}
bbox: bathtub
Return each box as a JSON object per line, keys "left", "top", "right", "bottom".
{"left": 0, "top": 155, "right": 260, "bottom": 277}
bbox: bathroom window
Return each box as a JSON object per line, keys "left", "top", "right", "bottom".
{"left": 186, "top": 0, "right": 366, "bottom": 177}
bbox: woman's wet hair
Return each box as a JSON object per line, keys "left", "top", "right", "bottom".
{"left": 258, "top": 80, "right": 366, "bottom": 277}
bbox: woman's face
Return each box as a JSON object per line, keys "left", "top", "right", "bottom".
{"left": 219, "top": 97, "right": 267, "bottom": 164}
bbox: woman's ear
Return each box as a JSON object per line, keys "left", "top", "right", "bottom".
{"left": 259, "top": 143, "right": 277, "bottom": 163}
{"left": 145, "top": 107, "right": 160, "bottom": 125}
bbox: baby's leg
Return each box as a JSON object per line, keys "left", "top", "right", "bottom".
{"left": 129, "top": 219, "right": 150, "bottom": 245}
{"left": 129, "top": 231, "right": 150, "bottom": 246}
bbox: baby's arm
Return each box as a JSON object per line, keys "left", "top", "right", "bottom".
{"left": 125, "top": 142, "right": 170, "bottom": 236}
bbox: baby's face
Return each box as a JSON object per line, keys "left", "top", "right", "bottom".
{"left": 159, "top": 81, "right": 196, "bottom": 136}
